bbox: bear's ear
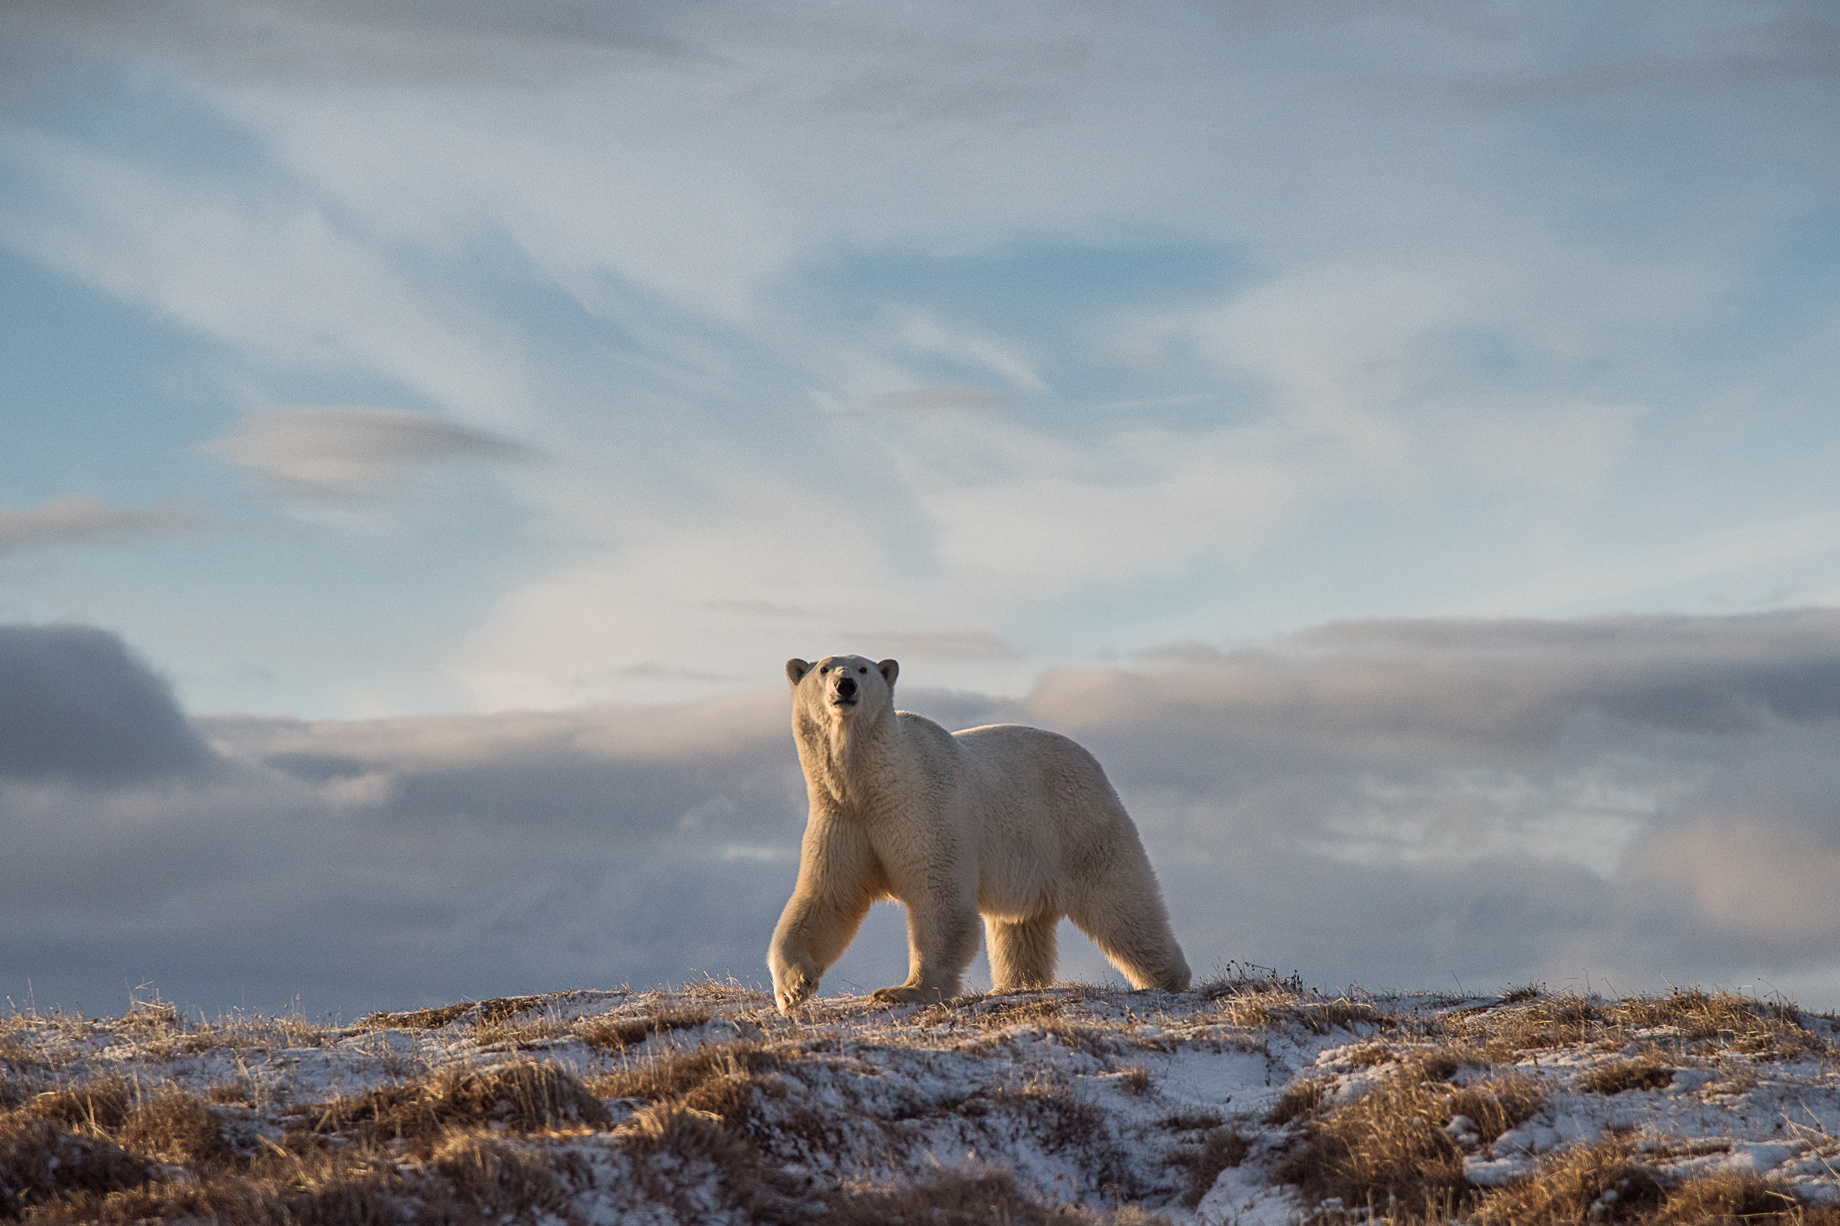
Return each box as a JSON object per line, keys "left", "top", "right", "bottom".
{"left": 877, "top": 659, "right": 899, "bottom": 689}
{"left": 786, "top": 659, "right": 812, "bottom": 686}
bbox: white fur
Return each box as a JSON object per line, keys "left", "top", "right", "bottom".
{"left": 768, "top": 654, "right": 1191, "bottom": 1013}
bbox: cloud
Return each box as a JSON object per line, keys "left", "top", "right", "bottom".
{"left": 5, "top": 0, "right": 1839, "bottom": 725}
{"left": 0, "top": 494, "right": 203, "bottom": 555}
{"left": 0, "top": 129, "right": 533, "bottom": 423}
{"left": 202, "top": 407, "right": 538, "bottom": 498}
{"left": 698, "top": 599, "right": 820, "bottom": 620}
{"left": 3, "top": 0, "right": 692, "bottom": 91}
{"left": 11, "top": 611, "right": 1840, "bottom": 1017}
{"left": 892, "top": 312, "right": 1046, "bottom": 393}
{"left": 1019, "top": 608, "right": 1840, "bottom": 996}
{"left": 863, "top": 386, "right": 1011, "bottom": 413}
{"left": 855, "top": 630, "right": 1019, "bottom": 660}
{"left": 4, "top": 683, "right": 810, "bottom": 1015}
{"left": 0, "top": 625, "right": 214, "bottom": 783}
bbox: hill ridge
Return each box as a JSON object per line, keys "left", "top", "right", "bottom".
{"left": 4, "top": 978, "right": 1839, "bottom": 1222}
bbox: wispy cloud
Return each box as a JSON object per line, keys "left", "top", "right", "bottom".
{"left": 862, "top": 386, "right": 1011, "bottom": 413}
{"left": 852, "top": 629, "right": 1019, "bottom": 660}
{"left": 0, "top": 494, "right": 204, "bottom": 555}
{"left": 202, "top": 407, "right": 538, "bottom": 498}
{"left": 0, "top": 0, "right": 1837, "bottom": 725}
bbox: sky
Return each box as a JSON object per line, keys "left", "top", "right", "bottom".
{"left": 3, "top": 0, "right": 1840, "bottom": 1017}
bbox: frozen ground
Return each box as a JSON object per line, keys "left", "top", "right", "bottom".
{"left": 3, "top": 977, "right": 1838, "bottom": 1223}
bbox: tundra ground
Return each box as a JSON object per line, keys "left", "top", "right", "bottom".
{"left": 3, "top": 974, "right": 1838, "bottom": 1223}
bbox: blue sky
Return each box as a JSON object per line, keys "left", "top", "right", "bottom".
{"left": 5, "top": 0, "right": 1838, "bottom": 718}
{"left": 6, "top": 2, "right": 1840, "bottom": 1015}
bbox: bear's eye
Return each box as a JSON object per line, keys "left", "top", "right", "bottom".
{"left": 818, "top": 666, "right": 828, "bottom": 674}
{"left": 857, "top": 666, "right": 867, "bottom": 674}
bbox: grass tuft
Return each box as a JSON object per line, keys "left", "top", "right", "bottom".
{"left": 120, "top": 1089, "right": 232, "bottom": 1166}
{"left": 588, "top": 1039, "right": 777, "bottom": 1104}
{"left": 1182, "top": 1126, "right": 1252, "bottom": 1207}
{"left": 28, "top": 1075, "right": 134, "bottom": 1132}
{"left": 0, "top": 1112, "right": 152, "bottom": 1218}
{"left": 422, "top": 1132, "right": 583, "bottom": 1222}
{"left": 1473, "top": 1133, "right": 1665, "bottom": 1224}
{"left": 308, "top": 1060, "right": 609, "bottom": 1148}
{"left": 824, "top": 1167, "right": 1167, "bottom": 1225}
{"left": 1579, "top": 1057, "right": 1675, "bottom": 1096}
{"left": 1267, "top": 1076, "right": 1330, "bottom": 1125}
{"left": 359, "top": 994, "right": 546, "bottom": 1030}
{"left": 576, "top": 1005, "right": 713, "bottom": 1052}
{"left": 1274, "top": 1057, "right": 1544, "bottom": 1218}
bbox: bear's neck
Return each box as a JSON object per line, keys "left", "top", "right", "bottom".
{"left": 800, "top": 707, "right": 896, "bottom": 813}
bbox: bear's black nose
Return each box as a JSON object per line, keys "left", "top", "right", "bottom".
{"left": 836, "top": 676, "right": 857, "bottom": 698}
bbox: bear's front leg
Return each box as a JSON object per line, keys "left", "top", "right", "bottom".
{"left": 769, "top": 820, "right": 877, "bottom": 1015}
{"left": 872, "top": 890, "right": 980, "bottom": 1005}
{"left": 769, "top": 889, "right": 871, "bottom": 1014}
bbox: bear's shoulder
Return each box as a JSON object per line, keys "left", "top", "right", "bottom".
{"left": 893, "top": 708, "right": 956, "bottom": 742}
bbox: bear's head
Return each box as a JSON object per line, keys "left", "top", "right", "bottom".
{"left": 786, "top": 655, "right": 898, "bottom": 724}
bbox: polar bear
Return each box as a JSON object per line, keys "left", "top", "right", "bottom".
{"left": 768, "top": 654, "right": 1190, "bottom": 1014}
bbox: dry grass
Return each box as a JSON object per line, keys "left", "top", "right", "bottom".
{"left": 27, "top": 1075, "right": 133, "bottom": 1132}
{"left": 0, "top": 1112, "right": 152, "bottom": 1218}
{"left": 1267, "top": 1076, "right": 1330, "bottom": 1125}
{"left": 419, "top": 1132, "right": 586, "bottom": 1223}
{"left": 950, "top": 998, "right": 1066, "bottom": 1029}
{"left": 1160, "top": 1109, "right": 1226, "bottom": 1132}
{"left": 576, "top": 1005, "right": 713, "bottom": 1052}
{"left": 1198, "top": 962, "right": 1307, "bottom": 998}
{"left": 586, "top": 1038, "right": 777, "bottom": 1104}
{"left": 824, "top": 1168, "right": 1168, "bottom": 1225}
{"left": 1181, "top": 1127, "right": 1252, "bottom": 1207}
{"left": 678, "top": 975, "right": 775, "bottom": 1010}
{"left": 1578, "top": 1056, "right": 1675, "bottom": 1096}
{"left": 1465, "top": 1138, "right": 1840, "bottom": 1225}
{"left": 1346, "top": 1042, "right": 1398, "bottom": 1067}
{"left": 4, "top": 1062, "right": 603, "bottom": 1223}
{"left": 6, "top": 983, "right": 1835, "bottom": 1225}
{"left": 983, "top": 1076, "right": 1107, "bottom": 1152}
{"left": 120, "top": 1089, "right": 233, "bottom": 1166}
{"left": 1276, "top": 1071, "right": 1467, "bottom": 1215}
{"left": 1472, "top": 1134, "right": 1668, "bottom": 1224}
{"left": 1442, "top": 988, "right": 1830, "bottom": 1064}
{"left": 1042, "top": 1019, "right": 1134, "bottom": 1057}
{"left": 121, "top": 998, "right": 181, "bottom": 1034}
{"left": 360, "top": 994, "right": 546, "bottom": 1030}
{"left": 1445, "top": 1073, "right": 1545, "bottom": 1145}
{"left": 927, "top": 996, "right": 1130, "bottom": 1056}
{"left": 21, "top": 1144, "right": 410, "bottom": 1225}
{"left": 1274, "top": 1056, "right": 1545, "bottom": 1218}
{"left": 610, "top": 1101, "right": 820, "bottom": 1222}
{"left": 306, "top": 1060, "right": 609, "bottom": 1149}
{"left": 1645, "top": 1172, "right": 1840, "bottom": 1224}
{"left": 3, "top": 1061, "right": 601, "bottom": 1224}
{"left": 206, "top": 1078, "right": 256, "bottom": 1106}
{"left": 0, "top": 1037, "right": 40, "bottom": 1087}
{"left": 1197, "top": 985, "right": 1396, "bottom": 1039}
{"left": 1606, "top": 989, "right": 1826, "bottom": 1060}
{"left": 1445, "top": 992, "right": 1606, "bottom": 1055}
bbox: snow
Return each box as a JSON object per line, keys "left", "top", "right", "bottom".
{"left": 5, "top": 983, "right": 1839, "bottom": 1222}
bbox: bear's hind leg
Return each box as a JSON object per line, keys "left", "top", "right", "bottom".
{"left": 985, "top": 914, "right": 1058, "bottom": 992}
{"left": 1066, "top": 864, "right": 1191, "bottom": 993}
